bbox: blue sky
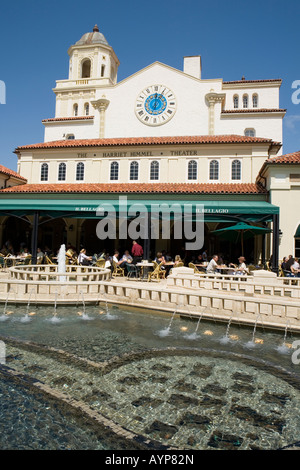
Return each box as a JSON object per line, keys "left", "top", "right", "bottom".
{"left": 0, "top": 0, "right": 300, "bottom": 171}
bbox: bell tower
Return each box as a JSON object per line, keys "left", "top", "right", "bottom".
{"left": 52, "top": 25, "right": 120, "bottom": 119}
{"left": 67, "top": 25, "right": 119, "bottom": 83}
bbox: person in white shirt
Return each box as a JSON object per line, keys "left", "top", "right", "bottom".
{"left": 206, "top": 255, "right": 221, "bottom": 273}
{"left": 113, "top": 250, "right": 120, "bottom": 264}
{"left": 291, "top": 258, "right": 300, "bottom": 277}
{"left": 229, "top": 256, "right": 248, "bottom": 275}
{"left": 78, "top": 249, "right": 92, "bottom": 266}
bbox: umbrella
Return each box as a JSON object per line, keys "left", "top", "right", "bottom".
{"left": 211, "top": 222, "right": 272, "bottom": 255}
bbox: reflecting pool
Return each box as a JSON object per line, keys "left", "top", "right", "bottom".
{"left": 1, "top": 303, "right": 300, "bottom": 450}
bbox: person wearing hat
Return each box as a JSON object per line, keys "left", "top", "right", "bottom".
{"left": 229, "top": 256, "right": 249, "bottom": 275}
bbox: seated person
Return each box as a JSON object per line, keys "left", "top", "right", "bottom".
{"left": 174, "top": 255, "right": 183, "bottom": 266}
{"left": 37, "top": 248, "right": 44, "bottom": 264}
{"left": 113, "top": 250, "right": 120, "bottom": 264}
{"left": 291, "top": 257, "right": 300, "bottom": 277}
{"left": 206, "top": 255, "right": 222, "bottom": 274}
{"left": 281, "top": 256, "right": 288, "bottom": 271}
{"left": 164, "top": 251, "right": 173, "bottom": 262}
{"left": 0, "top": 245, "right": 8, "bottom": 256}
{"left": 78, "top": 249, "right": 92, "bottom": 266}
{"left": 20, "top": 247, "right": 31, "bottom": 258}
{"left": 229, "top": 256, "right": 249, "bottom": 275}
{"left": 118, "top": 250, "right": 133, "bottom": 268}
{"left": 104, "top": 254, "right": 112, "bottom": 269}
{"left": 155, "top": 252, "right": 166, "bottom": 269}
{"left": 196, "top": 253, "right": 204, "bottom": 265}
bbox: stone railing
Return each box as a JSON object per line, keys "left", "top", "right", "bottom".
{"left": 0, "top": 265, "right": 111, "bottom": 299}
{"left": 167, "top": 268, "right": 300, "bottom": 299}
{"left": 9, "top": 264, "right": 111, "bottom": 283}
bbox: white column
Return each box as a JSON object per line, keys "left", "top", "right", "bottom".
{"left": 205, "top": 91, "right": 225, "bottom": 135}
{"left": 91, "top": 97, "right": 110, "bottom": 138}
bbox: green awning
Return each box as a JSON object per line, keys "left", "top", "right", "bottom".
{"left": 0, "top": 197, "right": 279, "bottom": 222}
{"left": 295, "top": 225, "right": 300, "bottom": 238}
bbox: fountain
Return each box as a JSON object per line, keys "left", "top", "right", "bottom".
{"left": 219, "top": 315, "right": 234, "bottom": 344}
{"left": 19, "top": 288, "right": 37, "bottom": 323}
{"left": 276, "top": 320, "right": 292, "bottom": 355}
{"left": 77, "top": 291, "right": 93, "bottom": 320}
{"left": 0, "top": 288, "right": 16, "bottom": 321}
{"left": 244, "top": 313, "right": 264, "bottom": 349}
{"left": 157, "top": 308, "right": 177, "bottom": 337}
{"left": 48, "top": 290, "right": 62, "bottom": 323}
{"left": 183, "top": 308, "right": 205, "bottom": 340}
{"left": 57, "top": 244, "right": 66, "bottom": 283}
{"left": 1, "top": 303, "right": 300, "bottom": 451}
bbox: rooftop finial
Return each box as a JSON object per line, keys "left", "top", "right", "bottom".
{"left": 93, "top": 24, "right": 99, "bottom": 32}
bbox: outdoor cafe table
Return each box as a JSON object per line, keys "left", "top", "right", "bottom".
{"left": 4, "top": 256, "right": 26, "bottom": 266}
{"left": 136, "top": 262, "right": 154, "bottom": 280}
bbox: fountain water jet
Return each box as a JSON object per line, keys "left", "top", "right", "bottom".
{"left": 244, "top": 313, "right": 264, "bottom": 349}
{"left": 47, "top": 290, "right": 62, "bottom": 323}
{"left": 0, "top": 288, "right": 17, "bottom": 321}
{"left": 184, "top": 308, "right": 205, "bottom": 340}
{"left": 157, "top": 308, "right": 177, "bottom": 337}
{"left": 103, "top": 300, "right": 118, "bottom": 320}
{"left": 219, "top": 315, "right": 234, "bottom": 344}
{"left": 276, "top": 320, "right": 292, "bottom": 355}
{"left": 57, "top": 244, "right": 66, "bottom": 283}
{"left": 77, "top": 290, "right": 93, "bottom": 320}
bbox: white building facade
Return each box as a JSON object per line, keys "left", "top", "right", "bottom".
{"left": 1, "top": 25, "right": 298, "bottom": 267}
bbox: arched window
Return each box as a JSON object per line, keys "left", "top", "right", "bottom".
{"left": 252, "top": 94, "right": 258, "bottom": 108}
{"left": 81, "top": 59, "right": 91, "bottom": 78}
{"left": 231, "top": 160, "right": 241, "bottom": 180}
{"left": 233, "top": 95, "right": 239, "bottom": 109}
{"left": 188, "top": 160, "right": 197, "bottom": 180}
{"left": 84, "top": 103, "right": 89, "bottom": 116}
{"left": 243, "top": 94, "right": 248, "bottom": 108}
{"left": 40, "top": 163, "right": 48, "bottom": 182}
{"left": 101, "top": 65, "right": 105, "bottom": 77}
{"left": 76, "top": 162, "right": 85, "bottom": 181}
{"left": 110, "top": 161, "right": 119, "bottom": 181}
{"left": 73, "top": 104, "right": 78, "bottom": 117}
{"left": 130, "top": 161, "right": 139, "bottom": 180}
{"left": 209, "top": 160, "right": 219, "bottom": 180}
{"left": 244, "top": 128, "right": 256, "bottom": 137}
{"left": 150, "top": 161, "right": 159, "bottom": 180}
{"left": 58, "top": 162, "right": 66, "bottom": 181}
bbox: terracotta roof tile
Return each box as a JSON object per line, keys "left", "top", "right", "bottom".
{"left": 222, "top": 108, "right": 286, "bottom": 114}
{"left": 42, "top": 116, "right": 94, "bottom": 122}
{"left": 15, "top": 134, "right": 278, "bottom": 152}
{"left": 223, "top": 79, "right": 282, "bottom": 85}
{"left": 0, "top": 164, "right": 27, "bottom": 181}
{"left": 0, "top": 182, "right": 267, "bottom": 195}
{"left": 266, "top": 151, "right": 300, "bottom": 164}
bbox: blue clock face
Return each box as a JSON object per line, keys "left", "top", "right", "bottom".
{"left": 145, "top": 93, "right": 167, "bottom": 115}
{"left": 135, "top": 85, "right": 177, "bottom": 126}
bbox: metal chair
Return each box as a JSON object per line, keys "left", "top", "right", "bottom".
{"left": 126, "top": 263, "right": 139, "bottom": 279}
